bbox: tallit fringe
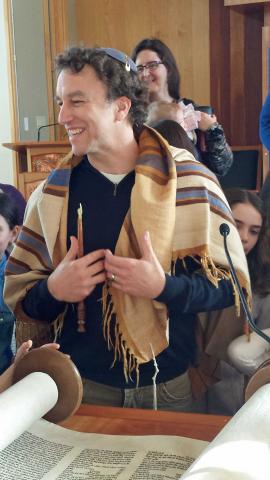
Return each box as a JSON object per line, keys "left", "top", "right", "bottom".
{"left": 200, "top": 254, "right": 252, "bottom": 338}
{"left": 231, "top": 283, "right": 251, "bottom": 341}
{"left": 102, "top": 283, "right": 140, "bottom": 386}
{"left": 172, "top": 253, "right": 230, "bottom": 286}
{"left": 52, "top": 306, "right": 67, "bottom": 341}
{"left": 202, "top": 254, "right": 251, "bottom": 339}
{"left": 15, "top": 302, "right": 67, "bottom": 349}
{"left": 200, "top": 254, "right": 227, "bottom": 287}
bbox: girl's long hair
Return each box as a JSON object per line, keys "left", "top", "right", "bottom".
{"left": 225, "top": 188, "right": 270, "bottom": 295}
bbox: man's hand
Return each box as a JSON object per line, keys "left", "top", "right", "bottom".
{"left": 104, "top": 231, "right": 166, "bottom": 299}
{"left": 48, "top": 236, "right": 106, "bottom": 302}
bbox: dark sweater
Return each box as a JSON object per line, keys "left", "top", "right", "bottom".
{"left": 182, "top": 98, "right": 233, "bottom": 176}
{"left": 23, "top": 156, "right": 234, "bottom": 387}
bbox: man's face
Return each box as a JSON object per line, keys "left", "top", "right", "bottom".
{"left": 56, "top": 65, "right": 117, "bottom": 156}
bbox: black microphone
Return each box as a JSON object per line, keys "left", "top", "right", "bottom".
{"left": 219, "top": 222, "right": 270, "bottom": 344}
{"left": 37, "top": 123, "right": 59, "bottom": 141}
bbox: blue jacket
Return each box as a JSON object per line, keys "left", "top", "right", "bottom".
{"left": 260, "top": 93, "right": 270, "bottom": 151}
{"left": 0, "top": 252, "right": 14, "bottom": 373}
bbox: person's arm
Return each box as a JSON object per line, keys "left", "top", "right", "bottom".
{"left": 200, "top": 121, "right": 233, "bottom": 176}
{"left": 155, "top": 270, "right": 234, "bottom": 314}
{"left": 104, "top": 232, "right": 235, "bottom": 314}
{"left": 259, "top": 93, "right": 270, "bottom": 151}
{"left": 22, "top": 279, "right": 66, "bottom": 322}
{"left": 0, "top": 364, "right": 14, "bottom": 393}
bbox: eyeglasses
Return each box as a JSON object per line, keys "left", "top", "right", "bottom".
{"left": 136, "top": 61, "right": 163, "bottom": 74}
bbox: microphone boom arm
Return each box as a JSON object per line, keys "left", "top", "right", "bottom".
{"left": 37, "top": 123, "right": 58, "bottom": 141}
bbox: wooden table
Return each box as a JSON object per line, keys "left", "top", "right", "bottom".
{"left": 60, "top": 404, "right": 230, "bottom": 442}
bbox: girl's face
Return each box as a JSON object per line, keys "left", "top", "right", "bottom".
{"left": 0, "top": 214, "right": 18, "bottom": 257}
{"left": 231, "top": 202, "right": 262, "bottom": 255}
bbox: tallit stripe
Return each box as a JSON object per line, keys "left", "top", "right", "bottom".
{"left": 21, "top": 226, "right": 47, "bottom": 245}
{"left": 176, "top": 160, "right": 218, "bottom": 177}
{"left": 47, "top": 168, "right": 71, "bottom": 187}
{"left": 123, "top": 214, "right": 141, "bottom": 258}
{"left": 136, "top": 165, "right": 172, "bottom": 185}
{"left": 5, "top": 257, "right": 31, "bottom": 275}
{"left": 43, "top": 186, "right": 67, "bottom": 197}
{"left": 16, "top": 240, "right": 52, "bottom": 270}
{"left": 18, "top": 228, "right": 53, "bottom": 269}
{"left": 176, "top": 187, "right": 232, "bottom": 216}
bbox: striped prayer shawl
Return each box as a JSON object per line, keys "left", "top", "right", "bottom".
{"left": 4, "top": 126, "right": 250, "bottom": 381}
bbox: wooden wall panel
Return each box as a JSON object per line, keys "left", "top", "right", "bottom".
{"left": 244, "top": 7, "right": 263, "bottom": 142}
{"left": 209, "top": 0, "right": 231, "bottom": 137}
{"left": 45, "top": 0, "right": 264, "bottom": 149}
{"left": 73, "top": 0, "right": 210, "bottom": 105}
{"left": 45, "top": 0, "right": 70, "bottom": 139}
{"left": 230, "top": 8, "right": 246, "bottom": 144}
{"left": 210, "top": 0, "right": 263, "bottom": 145}
{"left": 262, "top": 5, "right": 270, "bottom": 97}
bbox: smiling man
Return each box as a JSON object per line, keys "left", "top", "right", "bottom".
{"left": 4, "top": 46, "right": 249, "bottom": 412}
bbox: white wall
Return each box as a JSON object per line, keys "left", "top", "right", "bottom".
{"left": 0, "top": 0, "right": 14, "bottom": 184}
{"left": 12, "top": 0, "right": 49, "bottom": 141}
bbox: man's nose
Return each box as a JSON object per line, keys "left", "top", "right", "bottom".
{"left": 58, "top": 104, "right": 72, "bottom": 125}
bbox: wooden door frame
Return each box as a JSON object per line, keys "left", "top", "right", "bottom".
{"left": 43, "top": 0, "right": 70, "bottom": 140}
{"left": 4, "top": 0, "right": 19, "bottom": 185}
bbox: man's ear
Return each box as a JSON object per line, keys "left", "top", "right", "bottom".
{"left": 114, "top": 96, "right": 132, "bottom": 122}
{"left": 11, "top": 225, "right": 20, "bottom": 243}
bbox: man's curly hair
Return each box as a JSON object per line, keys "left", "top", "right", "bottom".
{"left": 55, "top": 46, "right": 148, "bottom": 127}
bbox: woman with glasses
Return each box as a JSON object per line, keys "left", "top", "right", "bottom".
{"left": 131, "top": 38, "right": 233, "bottom": 176}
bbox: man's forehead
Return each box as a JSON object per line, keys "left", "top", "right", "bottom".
{"left": 55, "top": 90, "right": 86, "bottom": 101}
{"left": 56, "top": 66, "right": 106, "bottom": 96}
{"left": 57, "top": 65, "right": 97, "bottom": 82}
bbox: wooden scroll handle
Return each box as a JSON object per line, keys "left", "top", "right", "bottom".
{"left": 12, "top": 347, "right": 83, "bottom": 423}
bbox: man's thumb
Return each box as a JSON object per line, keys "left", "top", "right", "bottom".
{"left": 65, "top": 236, "right": 78, "bottom": 261}
{"left": 140, "top": 230, "right": 154, "bottom": 260}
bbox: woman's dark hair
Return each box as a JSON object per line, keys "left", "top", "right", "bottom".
{"left": 150, "top": 119, "right": 199, "bottom": 160}
{"left": 225, "top": 188, "right": 270, "bottom": 295}
{"left": 55, "top": 46, "right": 148, "bottom": 127}
{"left": 0, "top": 192, "right": 20, "bottom": 230}
{"left": 131, "top": 38, "right": 180, "bottom": 101}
